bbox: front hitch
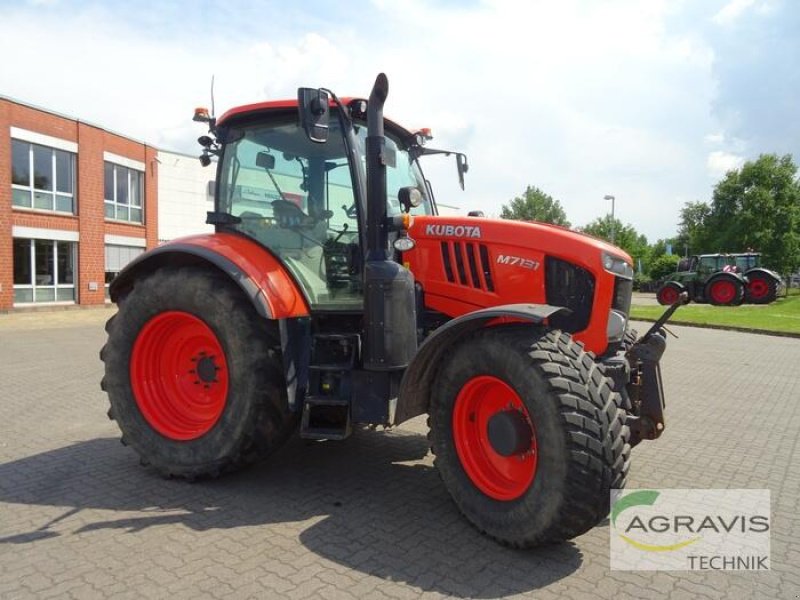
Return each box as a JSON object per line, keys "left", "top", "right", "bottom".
{"left": 626, "top": 292, "right": 688, "bottom": 445}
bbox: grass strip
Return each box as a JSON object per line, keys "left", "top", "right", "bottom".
{"left": 631, "top": 290, "right": 800, "bottom": 335}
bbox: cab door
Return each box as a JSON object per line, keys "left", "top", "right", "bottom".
{"left": 217, "top": 114, "right": 363, "bottom": 310}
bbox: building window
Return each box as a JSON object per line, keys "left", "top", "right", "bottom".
{"left": 11, "top": 140, "right": 76, "bottom": 214}
{"left": 105, "top": 244, "right": 144, "bottom": 299}
{"left": 105, "top": 162, "right": 144, "bottom": 223}
{"left": 13, "top": 238, "right": 77, "bottom": 304}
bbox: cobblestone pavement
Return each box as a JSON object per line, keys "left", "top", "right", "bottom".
{"left": 1, "top": 308, "right": 798, "bottom": 599}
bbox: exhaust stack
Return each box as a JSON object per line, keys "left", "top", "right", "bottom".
{"left": 362, "top": 73, "right": 417, "bottom": 371}
{"left": 365, "top": 73, "right": 389, "bottom": 260}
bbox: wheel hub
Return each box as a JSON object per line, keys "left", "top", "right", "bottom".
{"left": 749, "top": 279, "right": 768, "bottom": 297}
{"left": 452, "top": 375, "right": 538, "bottom": 501}
{"left": 131, "top": 311, "right": 229, "bottom": 441}
{"left": 487, "top": 410, "right": 533, "bottom": 456}
{"left": 711, "top": 280, "right": 736, "bottom": 303}
{"left": 195, "top": 354, "right": 219, "bottom": 384}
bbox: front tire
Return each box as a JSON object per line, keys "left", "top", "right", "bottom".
{"left": 101, "top": 266, "right": 297, "bottom": 479}
{"left": 656, "top": 282, "right": 684, "bottom": 306}
{"left": 429, "top": 327, "right": 630, "bottom": 547}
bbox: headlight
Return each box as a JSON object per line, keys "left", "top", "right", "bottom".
{"left": 606, "top": 309, "right": 627, "bottom": 343}
{"left": 602, "top": 252, "right": 634, "bottom": 279}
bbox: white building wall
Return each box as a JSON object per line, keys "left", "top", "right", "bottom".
{"left": 157, "top": 150, "right": 215, "bottom": 242}
{"left": 437, "top": 203, "right": 461, "bottom": 216}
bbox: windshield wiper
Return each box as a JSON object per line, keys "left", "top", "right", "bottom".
{"left": 206, "top": 211, "right": 242, "bottom": 226}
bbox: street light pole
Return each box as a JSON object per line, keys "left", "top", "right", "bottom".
{"left": 603, "top": 194, "right": 616, "bottom": 244}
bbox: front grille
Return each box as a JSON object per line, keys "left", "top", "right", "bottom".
{"left": 613, "top": 276, "right": 633, "bottom": 316}
{"left": 440, "top": 242, "right": 495, "bottom": 292}
{"left": 545, "top": 257, "right": 595, "bottom": 332}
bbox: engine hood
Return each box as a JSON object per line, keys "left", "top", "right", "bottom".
{"left": 409, "top": 215, "right": 632, "bottom": 269}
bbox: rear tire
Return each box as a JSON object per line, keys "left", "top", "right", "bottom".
{"left": 429, "top": 327, "right": 630, "bottom": 547}
{"left": 744, "top": 274, "right": 777, "bottom": 304}
{"left": 101, "top": 266, "right": 297, "bottom": 479}
{"left": 705, "top": 276, "right": 744, "bottom": 306}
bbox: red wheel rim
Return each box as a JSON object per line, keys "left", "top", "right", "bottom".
{"left": 659, "top": 286, "right": 678, "bottom": 305}
{"left": 748, "top": 278, "right": 769, "bottom": 299}
{"left": 131, "top": 311, "right": 229, "bottom": 441}
{"left": 710, "top": 280, "right": 737, "bottom": 304}
{"left": 452, "top": 376, "right": 538, "bottom": 501}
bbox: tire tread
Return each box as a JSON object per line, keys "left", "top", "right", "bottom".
{"left": 101, "top": 265, "right": 297, "bottom": 480}
{"left": 429, "top": 326, "right": 630, "bottom": 547}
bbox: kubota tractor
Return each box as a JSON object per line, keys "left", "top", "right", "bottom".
{"left": 101, "top": 74, "right": 682, "bottom": 548}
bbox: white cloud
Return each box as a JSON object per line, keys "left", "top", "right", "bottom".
{"left": 707, "top": 151, "right": 744, "bottom": 177}
{"left": 1, "top": 0, "right": 785, "bottom": 241}
{"left": 713, "top": 0, "right": 757, "bottom": 26}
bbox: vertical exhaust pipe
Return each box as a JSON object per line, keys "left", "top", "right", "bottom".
{"left": 362, "top": 73, "right": 417, "bottom": 371}
{"left": 366, "top": 73, "right": 389, "bottom": 260}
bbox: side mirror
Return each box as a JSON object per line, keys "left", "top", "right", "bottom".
{"left": 456, "top": 153, "right": 469, "bottom": 190}
{"left": 256, "top": 152, "right": 276, "bottom": 170}
{"left": 298, "top": 88, "right": 330, "bottom": 143}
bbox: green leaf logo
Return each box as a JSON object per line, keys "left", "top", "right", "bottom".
{"left": 612, "top": 490, "right": 700, "bottom": 552}
{"left": 612, "top": 490, "right": 660, "bottom": 527}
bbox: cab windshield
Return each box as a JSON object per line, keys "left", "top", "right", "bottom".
{"left": 350, "top": 120, "right": 434, "bottom": 218}
{"left": 217, "top": 110, "right": 432, "bottom": 309}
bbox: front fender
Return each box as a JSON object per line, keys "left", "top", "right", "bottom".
{"left": 394, "top": 303, "right": 568, "bottom": 425}
{"left": 109, "top": 233, "right": 309, "bottom": 319}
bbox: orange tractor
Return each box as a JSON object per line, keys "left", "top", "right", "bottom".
{"left": 101, "top": 74, "right": 682, "bottom": 547}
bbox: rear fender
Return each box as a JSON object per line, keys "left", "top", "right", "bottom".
{"left": 109, "top": 233, "right": 310, "bottom": 319}
{"left": 744, "top": 267, "right": 782, "bottom": 284}
{"left": 706, "top": 271, "right": 746, "bottom": 286}
{"left": 394, "top": 303, "right": 568, "bottom": 425}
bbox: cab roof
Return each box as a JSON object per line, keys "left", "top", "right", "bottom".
{"left": 216, "top": 97, "right": 415, "bottom": 140}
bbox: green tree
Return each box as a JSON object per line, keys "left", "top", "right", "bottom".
{"left": 648, "top": 254, "right": 681, "bottom": 282}
{"left": 581, "top": 216, "right": 649, "bottom": 269}
{"left": 700, "top": 154, "right": 800, "bottom": 276}
{"left": 646, "top": 237, "right": 683, "bottom": 272}
{"left": 677, "top": 202, "right": 711, "bottom": 254}
{"left": 500, "top": 185, "right": 571, "bottom": 227}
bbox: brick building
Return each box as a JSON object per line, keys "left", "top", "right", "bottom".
{"left": 0, "top": 96, "right": 159, "bottom": 311}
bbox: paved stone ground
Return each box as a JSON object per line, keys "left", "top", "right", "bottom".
{"left": 632, "top": 292, "right": 661, "bottom": 306}
{"left": 0, "top": 308, "right": 798, "bottom": 599}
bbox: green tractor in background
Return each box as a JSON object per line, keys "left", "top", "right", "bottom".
{"left": 728, "top": 252, "right": 783, "bottom": 303}
{"left": 657, "top": 252, "right": 782, "bottom": 306}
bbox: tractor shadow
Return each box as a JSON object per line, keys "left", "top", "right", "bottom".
{"left": 0, "top": 428, "right": 582, "bottom": 597}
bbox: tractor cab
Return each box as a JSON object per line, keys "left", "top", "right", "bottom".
{"left": 207, "top": 101, "right": 435, "bottom": 311}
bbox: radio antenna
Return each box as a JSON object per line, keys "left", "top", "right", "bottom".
{"left": 210, "top": 74, "right": 216, "bottom": 117}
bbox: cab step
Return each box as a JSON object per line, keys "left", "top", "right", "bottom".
{"left": 300, "top": 396, "right": 352, "bottom": 440}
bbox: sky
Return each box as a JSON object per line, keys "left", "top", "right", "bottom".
{"left": 1, "top": 0, "right": 797, "bottom": 242}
